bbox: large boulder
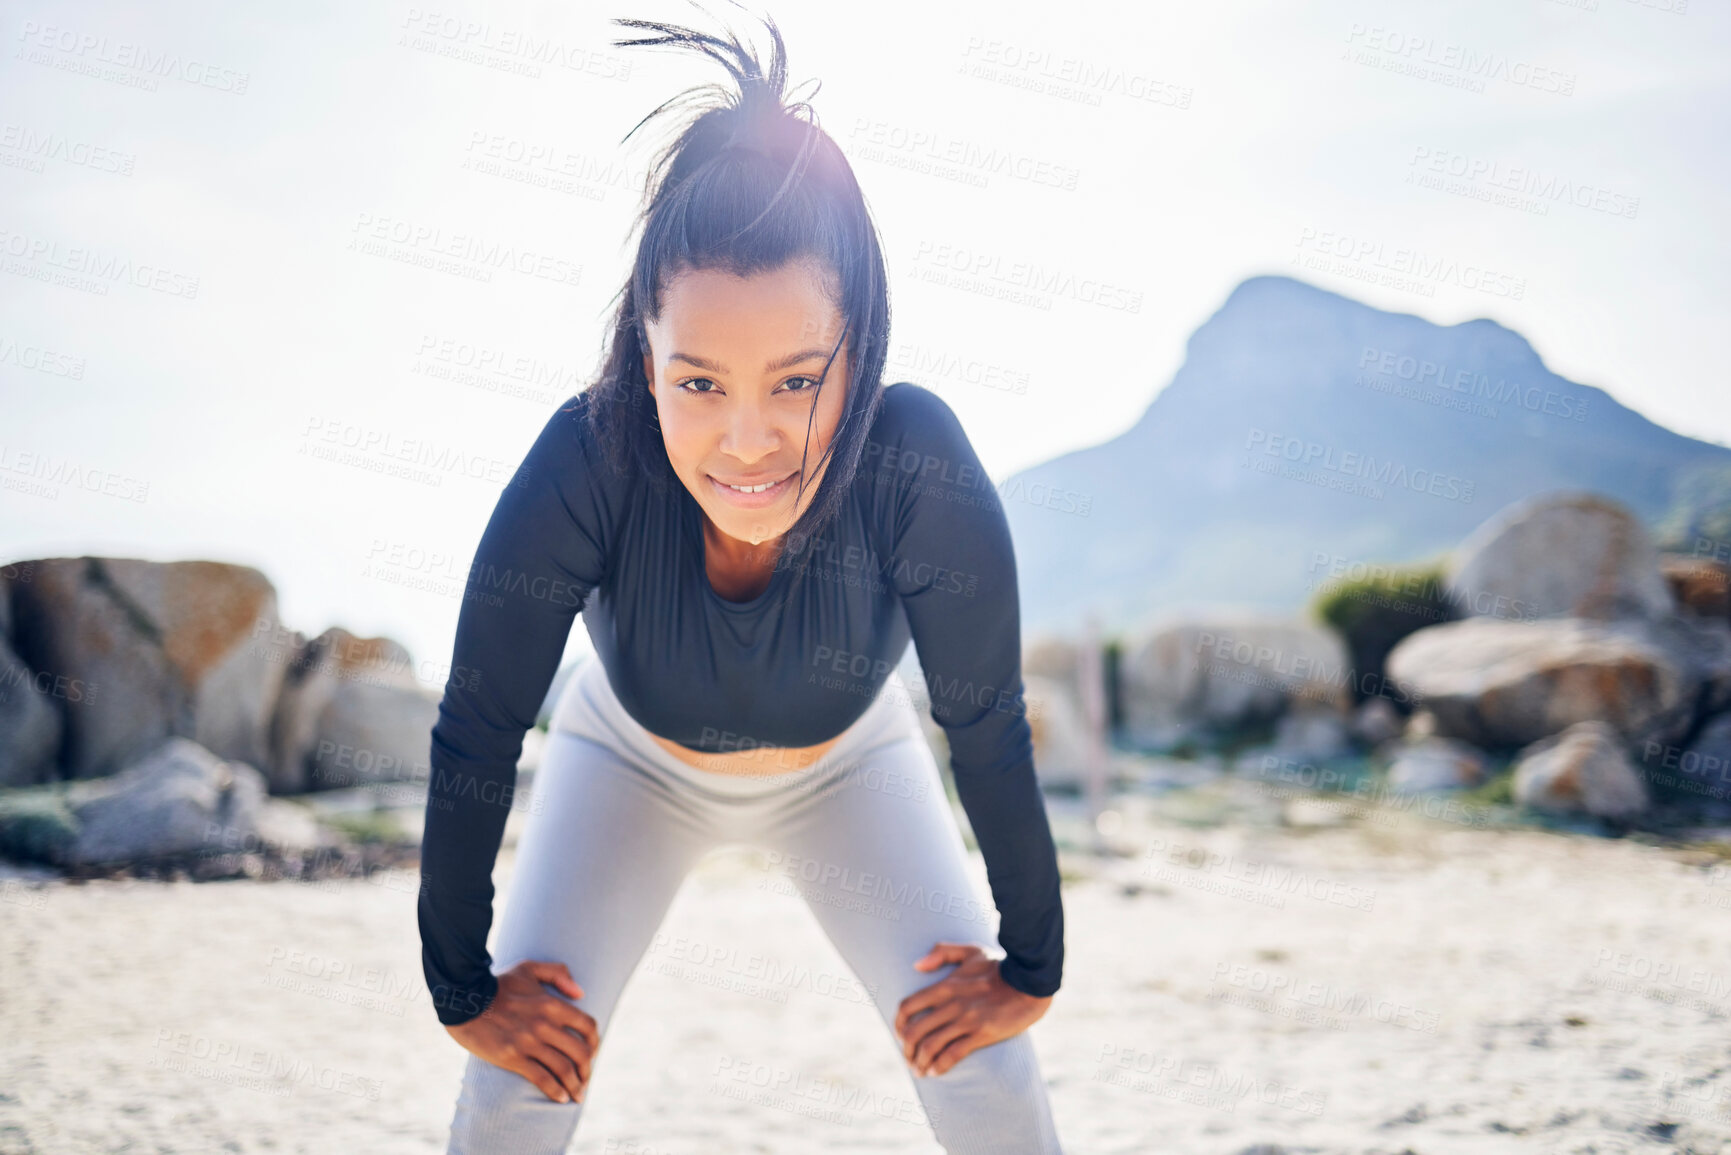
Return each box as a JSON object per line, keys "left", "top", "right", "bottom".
{"left": 7, "top": 558, "right": 287, "bottom": 780}
{"left": 68, "top": 738, "right": 269, "bottom": 865}
{"left": 0, "top": 737, "right": 344, "bottom": 867}
{"left": 1446, "top": 492, "right": 1675, "bottom": 622}
{"left": 307, "top": 681, "right": 439, "bottom": 791}
{"left": 1661, "top": 556, "right": 1730, "bottom": 621}
{"left": 267, "top": 627, "right": 439, "bottom": 793}
{"left": 1119, "top": 615, "right": 1351, "bottom": 745}
{"left": 1513, "top": 721, "right": 1649, "bottom": 819}
{"left": 0, "top": 631, "right": 61, "bottom": 788}
{"left": 1386, "top": 615, "right": 1731, "bottom": 750}
{"left": 0, "top": 737, "right": 270, "bottom": 866}
{"left": 1634, "top": 712, "right": 1731, "bottom": 815}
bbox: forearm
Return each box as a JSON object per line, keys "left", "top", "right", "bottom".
{"left": 949, "top": 760, "right": 1066, "bottom": 998}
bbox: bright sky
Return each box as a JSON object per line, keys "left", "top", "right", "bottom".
{"left": 4, "top": 0, "right": 1726, "bottom": 679}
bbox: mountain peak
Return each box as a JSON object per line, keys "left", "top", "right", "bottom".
{"left": 1002, "top": 275, "right": 1728, "bottom": 635}
{"left": 1214, "top": 274, "right": 1536, "bottom": 358}
{"left": 1157, "top": 274, "right": 1551, "bottom": 401}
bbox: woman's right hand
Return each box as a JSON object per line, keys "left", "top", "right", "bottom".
{"left": 443, "top": 960, "right": 600, "bottom": 1104}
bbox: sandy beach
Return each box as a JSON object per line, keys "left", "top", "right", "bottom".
{"left": 4, "top": 771, "right": 1731, "bottom": 1155}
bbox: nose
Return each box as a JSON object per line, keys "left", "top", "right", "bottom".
{"left": 718, "top": 396, "right": 780, "bottom": 464}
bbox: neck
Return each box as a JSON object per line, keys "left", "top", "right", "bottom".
{"left": 702, "top": 514, "right": 785, "bottom": 569}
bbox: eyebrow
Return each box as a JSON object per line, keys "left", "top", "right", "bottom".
{"left": 668, "top": 347, "right": 834, "bottom": 375}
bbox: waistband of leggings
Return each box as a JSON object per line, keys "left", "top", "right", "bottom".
{"left": 552, "top": 656, "right": 922, "bottom": 799}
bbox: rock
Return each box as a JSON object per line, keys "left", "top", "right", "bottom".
{"left": 1021, "top": 674, "right": 1092, "bottom": 789}
{"left": 1634, "top": 713, "right": 1731, "bottom": 815}
{"left": 1271, "top": 707, "right": 1353, "bottom": 760}
{"left": 266, "top": 627, "right": 437, "bottom": 793}
{"left": 1661, "top": 555, "right": 1731, "bottom": 620}
{"left": 1350, "top": 697, "right": 1404, "bottom": 747}
{"left": 1686, "top": 713, "right": 1731, "bottom": 781}
{"left": 1387, "top": 737, "right": 1487, "bottom": 793}
{"left": 1120, "top": 615, "right": 1351, "bottom": 744}
{"left": 1385, "top": 615, "right": 1729, "bottom": 749}
{"left": 304, "top": 679, "right": 439, "bottom": 792}
{"left": 64, "top": 737, "right": 269, "bottom": 865}
{"left": 0, "top": 784, "right": 78, "bottom": 864}
{"left": 1513, "top": 721, "right": 1648, "bottom": 819}
{"left": 0, "top": 630, "right": 62, "bottom": 788}
{"left": 1310, "top": 561, "right": 1457, "bottom": 715}
{"left": 1663, "top": 614, "right": 1731, "bottom": 720}
{"left": 1447, "top": 492, "right": 1675, "bottom": 622}
{"left": 1024, "top": 635, "right": 1082, "bottom": 692}
{"left": 1235, "top": 706, "right": 1354, "bottom": 774}
{"left": 1403, "top": 709, "right": 1440, "bottom": 741}
{"left": 250, "top": 798, "right": 332, "bottom": 857}
{"left": 6, "top": 557, "right": 287, "bottom": 780}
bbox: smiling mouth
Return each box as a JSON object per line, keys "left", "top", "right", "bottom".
{"left": 712, "top": 471, "right": 797, "bottom": 495}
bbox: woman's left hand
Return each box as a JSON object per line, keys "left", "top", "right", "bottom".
{"left": 894, "top": 942, "right": 1052, "bottom": 1078}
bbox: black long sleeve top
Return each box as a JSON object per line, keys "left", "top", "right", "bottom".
{"left": 417, "top": 381, "right": 1065, "bottom": 1025}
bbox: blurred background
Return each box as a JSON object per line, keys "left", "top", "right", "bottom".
{"left": 4, "top": 1, "right": 1731, "bottom": 1152}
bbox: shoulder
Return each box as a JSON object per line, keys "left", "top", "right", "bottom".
{"left": 874, "top": 380, "right": 962, "bottom": 430}
{"left": 858, "top": 382, "right": 1002, "bottom": 525}
{"left": 510, "top": 389, "right": 636, "bottom": 527}
{"left": 550, "top": 389, "right": 598, "bottom": 452}
{"left": 869, "top": 381, "right": 972, "bottom": 453}
{"left": 539, "top": 389, "right": 626, "bottom": 485}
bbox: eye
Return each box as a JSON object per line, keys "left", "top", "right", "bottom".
{"left": 675, "top": 377, "right": 720, "bottom": 395}
{"left": 781, "top": 375, "right": 822, "bottom": 394}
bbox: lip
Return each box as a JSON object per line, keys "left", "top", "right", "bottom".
{"left": 707, "top": 469, "right": 798, "bottom": 508}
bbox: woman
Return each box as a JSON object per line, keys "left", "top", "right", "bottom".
{"left": 418, "top": 10, "right": 1066, "bottom": 1153}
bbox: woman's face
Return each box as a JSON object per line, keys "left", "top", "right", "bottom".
{"left": 642, "top": 258, "right": 850, "bottom": 549}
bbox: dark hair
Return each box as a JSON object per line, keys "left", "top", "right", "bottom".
{"left": 580, "top": 3, "right": 892, "bottom": 564}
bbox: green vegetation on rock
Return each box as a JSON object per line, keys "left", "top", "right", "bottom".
{"left": 0, "top": 784, "right": 80, "bottom": 865}
{"left": 1310, "top": 557, "right": 1457, "bottom": 705}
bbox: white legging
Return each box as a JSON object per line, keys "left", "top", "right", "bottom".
{"left": 444, "top": 656, "right": 1065, "bottom": 1154}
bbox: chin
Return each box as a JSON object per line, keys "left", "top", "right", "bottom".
{"left": 702, "top": 503, "right": 776, "bottom": 541}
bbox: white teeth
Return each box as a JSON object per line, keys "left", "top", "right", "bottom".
{"left": 721, "top": 475, "right": 787, "bottom": 494}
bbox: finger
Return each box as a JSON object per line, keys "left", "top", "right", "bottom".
{"left": 912, "top": 941, "right": 969, "bottom": 971}
{"left": 544, "top": 998, "right": 602, "bottom": 1053}
{"left": 925, "top": 1030, "right": 980, "bottom": 1077}
{"left": 902, "top": 999, "right": 963, "bottom": 1063}
{"left": 923, "top": 941, "right": 981, "bottom": 966}
{"left": 528, "top": 960, "right": 584, "bottom": 1000}
{"left": 525, "top": 1039, "right": 584, "bottom": 1103}
{"left": 895, "top": 982, "right": 952, "bottom": 1043}
{"left": 537, "top": 1018, "right": 596, "bottom": 1088}
{"left": 508, "top": 1050, "right": 569, "bottom": 1104}
{"left": 909, "top": 1006, "right": 966, "bottom": 1071}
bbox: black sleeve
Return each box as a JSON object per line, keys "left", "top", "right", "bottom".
{"left": 871, "top": 384, "right": 1066, "bottom": 998}
{"left": 417, "top": 393, "right": 617, "bottom": 1026}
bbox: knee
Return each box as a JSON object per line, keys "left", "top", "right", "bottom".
{"left": 927, "top": 1032, "right": 1042, "bottom": 1095}
{"left": 447, "top": 1054, "right": 584, "bottom": 1155}
{"left": 914, "top": 1035, "right": 1062, "bottom": 1153}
